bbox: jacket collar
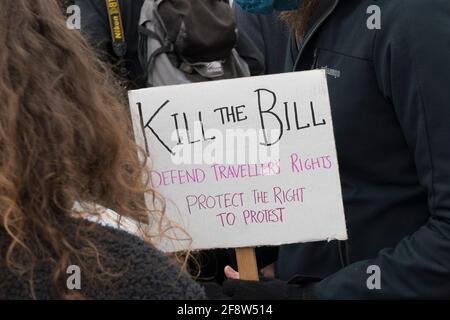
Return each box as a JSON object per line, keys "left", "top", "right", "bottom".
{"left": 293, "top": 0, "right": 340, "bottom": 70}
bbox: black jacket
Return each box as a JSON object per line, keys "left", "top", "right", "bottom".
{"left": 0, "top": 222, "right": 205, "bottom": 300}
{"left": 278, "top": 0, "right": 450, "bottom": 299}
{"left": 76, "top": 0, "right": 146, "bottom": 88}
{"left": 234, "top": 6, "right": 290, "bottom": 74}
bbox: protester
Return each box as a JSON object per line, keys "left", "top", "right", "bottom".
{"left": 223, "top": 0, "right": 450, "bottom": 299}
{"left": 0, "top": 0, "right": 204, "bottom": 300}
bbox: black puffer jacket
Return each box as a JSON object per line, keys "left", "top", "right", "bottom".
{"left": 0, "top": 222, "right": 205, "bottom": 300}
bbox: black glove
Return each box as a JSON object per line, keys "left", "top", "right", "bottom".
{"left": 201, "top": 282, "right": 232, "bottom": 300}
{"left": 222, "top": 278, "right": 305, "bottom": 300}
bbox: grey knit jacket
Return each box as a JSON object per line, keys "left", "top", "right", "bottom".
{"left": 0, "top": 223, "right": 205, "bottom": 300}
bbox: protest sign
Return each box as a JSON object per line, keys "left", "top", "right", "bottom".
{"left": 128, "top": 70, "right": 347, "bottom": 256}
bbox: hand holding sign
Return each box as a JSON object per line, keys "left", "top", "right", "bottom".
{"left": 128, "top": 70, "right": 347, "bottom": 280}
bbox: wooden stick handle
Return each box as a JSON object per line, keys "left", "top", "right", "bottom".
{"left": 235, "top": 247, "right": 259, "bottom": 281}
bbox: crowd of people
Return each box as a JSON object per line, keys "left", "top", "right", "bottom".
{"left": 1, "top": 0, "right": 450, "bottom": 300}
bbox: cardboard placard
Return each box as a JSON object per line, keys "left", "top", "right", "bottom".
{"left": 128, "top": 70, "right": 347, "bottom": 252}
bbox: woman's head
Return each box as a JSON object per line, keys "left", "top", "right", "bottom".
{"left": 0, "top": 0, "right": 165, "bottom": 298}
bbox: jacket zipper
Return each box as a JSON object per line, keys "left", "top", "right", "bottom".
{"left": 293, "top": 0, "right": 340, "bottom": 71}
{"left": 311, "top": 48, "right": 319, "bottom": 69}
{"left": 292, "top": 0, "right": 348, "bottom": 268}
{"left": 338, "top": 241, "right": 350, "bottom": 267}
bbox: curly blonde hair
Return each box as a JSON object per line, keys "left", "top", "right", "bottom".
{"left": 0, "top": 0, "right": 171, "bottom": 299}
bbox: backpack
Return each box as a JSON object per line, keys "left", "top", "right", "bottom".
{"left": 136, "top": 0, "right": 251, "bottom": 87}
